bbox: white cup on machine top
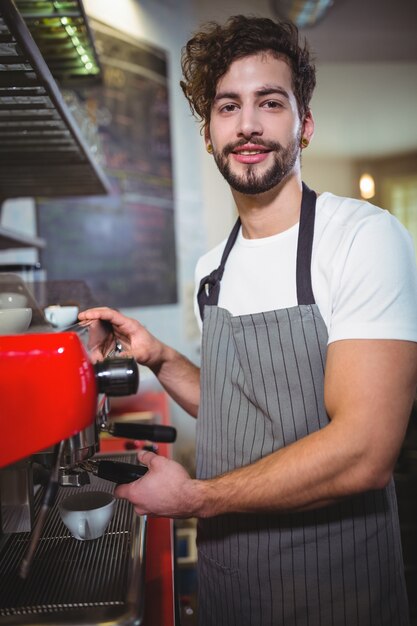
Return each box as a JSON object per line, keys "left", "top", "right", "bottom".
{"left": 0, "top": 307, "right": 32, "bottom": 335}
{"left": 44, "top": 304, "right": 79, "bottom": 328}
{"left": 0, "top": 292, "right": 28, "bottom": 309}
{"left": 58, "top": 491, "right": 115, "bottom": 541}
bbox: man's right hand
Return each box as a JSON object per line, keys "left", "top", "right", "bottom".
{"left": 78, "top": 306, "right": 201, "bottom": 417}
{"left": 78, "top": 307, "right": 163, "bottom": 369}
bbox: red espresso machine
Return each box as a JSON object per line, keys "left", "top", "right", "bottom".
{"left": 0, "top": 331, "right": 176, "bottom": 625}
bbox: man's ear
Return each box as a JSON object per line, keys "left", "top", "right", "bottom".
{"left": 204, "top": 125, "right": 212, "bottom": 151}
{"left": 302, "top": 109, "right": 315, "bottom": 144}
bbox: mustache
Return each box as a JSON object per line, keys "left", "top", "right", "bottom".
{"left": 221, "top": 139, "right": 284, "bottom": 157}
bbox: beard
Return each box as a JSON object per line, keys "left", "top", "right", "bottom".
{"left": 212, "top": 131, "right": 302, "bottom": 195}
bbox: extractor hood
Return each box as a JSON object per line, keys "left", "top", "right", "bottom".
{"left": 14, "top": 0, "right": 102, "bottom": 87}
{"left": 0, "top": 0, "right": 111, "bottom": 199}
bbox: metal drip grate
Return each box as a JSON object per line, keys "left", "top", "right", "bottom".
{"left": 0, "top": 455, "right": 146, "bottom": 625}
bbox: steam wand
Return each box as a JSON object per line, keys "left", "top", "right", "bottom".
{"left": 19, "top": 440, "right": 65, "bottom": 579}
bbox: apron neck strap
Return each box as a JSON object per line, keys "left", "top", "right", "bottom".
{"left": 296, "top": 182, "right": 317, "bottom": 305}
{"left": 197, "top": 182, "right": 317, "bottom": 321}
{"left": 197, "top": 217, "right": 241, "bottom": 320}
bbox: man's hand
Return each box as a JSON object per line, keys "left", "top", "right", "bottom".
{"left": 114, "top": 450, "right": 201, "bottom": 518}
{"left": 78, "top": 307, "right": 163, "bottom": 367}
{"left": 78, "top": 307, "right": 201, "bottom": 416}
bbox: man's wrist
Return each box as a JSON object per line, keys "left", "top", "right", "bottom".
{"left": 144, "top": 339, "right": 170, "bottom": 373}
{"left": 187, "top": 478, "right": 221, "bottom": 518}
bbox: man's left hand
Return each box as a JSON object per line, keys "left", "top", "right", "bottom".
{"left": 114, "top": 450, "right": 200, "bottom": 518}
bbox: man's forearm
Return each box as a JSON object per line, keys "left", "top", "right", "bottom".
{"left": 148, "top": 343, "right": 200, "bottom": 417}
{"left": 187, "top": 339, "right": 417, "bottom": 518}
{"left": 188, "top": 419, "right": 374, "bottom": 517}
{"left": 115, "top": 415, "right": 390, "bottom": 520}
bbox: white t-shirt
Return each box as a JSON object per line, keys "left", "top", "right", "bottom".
{"left": 194, "top": 192, "right": 417, "bottom": 344}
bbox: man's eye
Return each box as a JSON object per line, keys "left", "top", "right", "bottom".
{"left": 263, "top": 100, "right": 283, "bottom": 109}
{"left": 220, "top": 103, "right": 238, "bottom": 113}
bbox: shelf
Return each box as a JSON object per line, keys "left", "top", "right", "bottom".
{"left": 0, "top": 223, "right": 45, "bottom": 248}
{"left": 0, "top": 0, "right": 111, "bottom": 198}
{"left": 14, "top": 0, "right": 102, "bottom": 87}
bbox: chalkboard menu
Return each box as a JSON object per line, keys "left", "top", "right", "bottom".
{"left": 37, "top": 21, "right": 177, "bottom": 308}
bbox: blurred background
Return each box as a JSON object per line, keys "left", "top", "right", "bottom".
{"left": 0, "top": 0, "right": 416, "bottom": 623}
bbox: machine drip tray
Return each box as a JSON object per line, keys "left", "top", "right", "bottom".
{"left": 0, "top": 455, "right": 146, "bottom": 626}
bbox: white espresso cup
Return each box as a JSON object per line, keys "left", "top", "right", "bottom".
{"left": 44, "top": 305, "right": 79, "bottom": 329}
{"left": 58, "top": 491, "right": 115, "bottom": 541}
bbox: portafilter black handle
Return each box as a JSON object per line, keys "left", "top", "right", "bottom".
{"left": 94, "top": 357, "right": 139, "bottom": 397}
{"left": 95, "top": 460, "right": 148, "bottom": 483}
{"left": 108, "top": 422, "right": 177, "bottom": 443}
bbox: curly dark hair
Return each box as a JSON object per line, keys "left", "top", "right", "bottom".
{"left": 180, "top": 15, "right": 316, "bottom": 129}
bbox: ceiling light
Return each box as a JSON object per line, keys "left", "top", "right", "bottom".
{"left": 359, "top": 173, "right": 375, "bottom": 199}
{"left": 270, "top": 0, "right": 334, "bottom": 28}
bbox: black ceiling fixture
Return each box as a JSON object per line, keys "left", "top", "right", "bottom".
{"left": 270, "top": 0, "right": 334, "bottom": 28}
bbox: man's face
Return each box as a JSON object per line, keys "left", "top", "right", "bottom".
{"left": 206, "top": 53, "right": 310, "bottom": 195}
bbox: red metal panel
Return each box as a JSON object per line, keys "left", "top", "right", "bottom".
{"left": 0, "top": 332, "right": 97, "bottom": 467}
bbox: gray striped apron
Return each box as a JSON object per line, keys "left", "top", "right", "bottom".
{"left": 195, "top": 184, "right": 409, "bottom": 626}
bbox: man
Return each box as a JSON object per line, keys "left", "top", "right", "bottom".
{"left": 79, "top": 15, "right": 417, "bottom": 626}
